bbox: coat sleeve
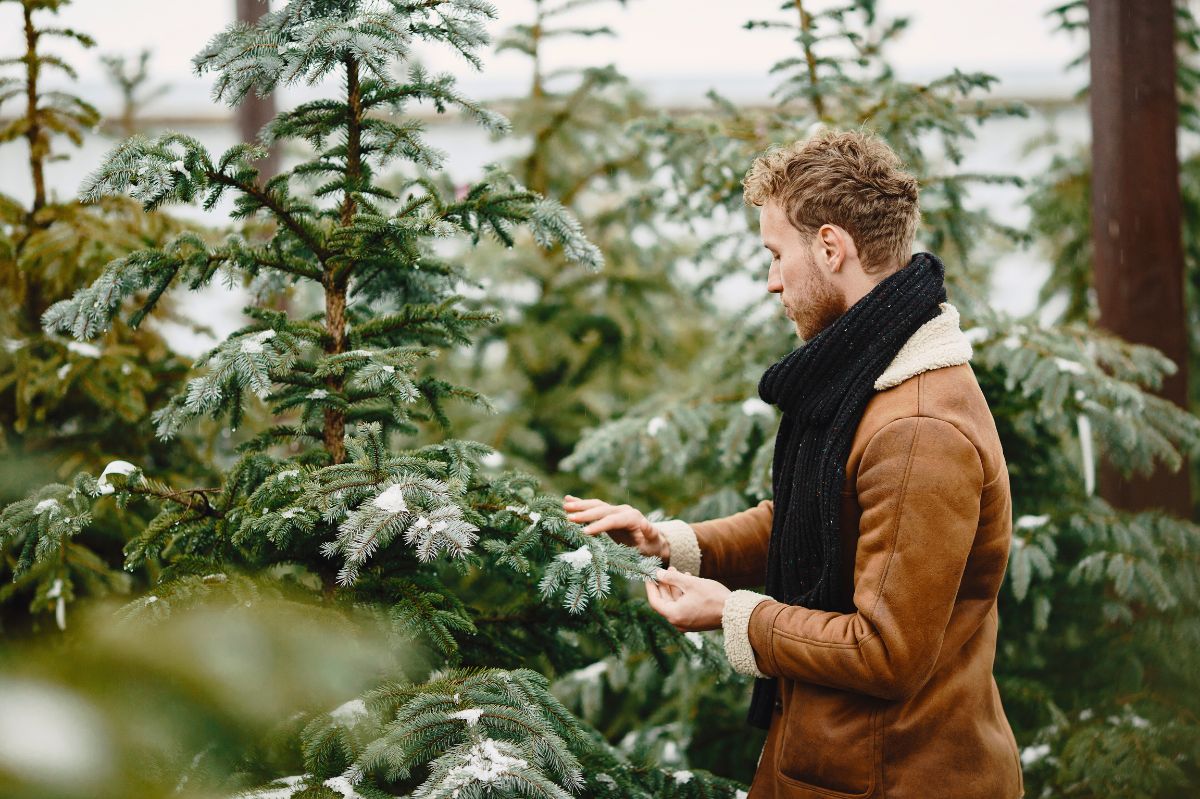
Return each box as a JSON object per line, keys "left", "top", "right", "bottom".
{"left": 721, "top": 416, "right": 984, "bottom": 701}
{"left": 651, "top": 499, "right": 773, "bottom": 590}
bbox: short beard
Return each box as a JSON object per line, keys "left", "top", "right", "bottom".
{"left": 787, "top": 251, "right": 846, "bottom": 340}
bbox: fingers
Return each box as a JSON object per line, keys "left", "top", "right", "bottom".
{"left": 645, "top": 573, "right": 686, "bottom": 615}
{"left": 578, "top": 513, "right": 639, "bottom": 536}
{"left": 564, "top": 504, "right": 619, "bottom": 524}
{"left": 565, "top": 505, "right": 647, "bottom": 539}
{"left": 562, "top": 496, "right": 604, "bottom": 510}
{"left": 654, "top": 566, "right": 695, "bottom": 588}
{"left": 644, "top": 577, "right": 667, "bottom": 613}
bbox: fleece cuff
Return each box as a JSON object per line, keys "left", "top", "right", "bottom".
{"left": 654, "top": 519, "right": 701, "bottom": 575}
{"left": 722, "top": 590, "right": 773, "bottom": 678}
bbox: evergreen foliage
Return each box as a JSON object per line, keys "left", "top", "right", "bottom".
{"left": 0, "top": 0, "right": 203, "bottom": 636}
{"left": 562, "top": 1, "right": 1200, "bottom": 794}
{"left": 434, "top": 0, "right": 711, "bottom": 481}
{"left": 1, "top": 1, "right": 749, "bottom": 796}
{"left": 2, "top": 1, "right": 1198, "bottom": 796}
{"left": 0, "top": 589, "right": 408, "bottom": 799}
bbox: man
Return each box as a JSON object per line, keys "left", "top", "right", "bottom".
{"left": 562, "top": 128, "right": 1024, "bottom": 798}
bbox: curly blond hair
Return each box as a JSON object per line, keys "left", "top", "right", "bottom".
{"left": 742, "top": 127, "right": 921, "bottom": 276}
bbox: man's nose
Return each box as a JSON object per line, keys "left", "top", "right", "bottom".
{"left": 767, "top": 260, "right": 783, "bottom": 293}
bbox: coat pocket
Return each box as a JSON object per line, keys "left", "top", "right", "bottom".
{"left": 775, "top": 680, "right": 882, "bottom": 798}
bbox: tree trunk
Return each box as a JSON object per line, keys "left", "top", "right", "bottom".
{"left": 1088, "top": 0, "right": 1192, "bottom": 515}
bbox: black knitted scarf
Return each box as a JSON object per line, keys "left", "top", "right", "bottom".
{"left": 746, "top": 251, "right": 948, "bottom": 730}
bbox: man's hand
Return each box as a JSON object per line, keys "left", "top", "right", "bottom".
{"left": 562, "top": 495, "right": 669, "bottom": 561}
{"left": 644, "top": 566, "right": 732, "bottom": 632}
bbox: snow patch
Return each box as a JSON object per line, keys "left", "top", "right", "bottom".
{"left": 1015, "top": 515, "right": 1049, "bottom": 530}
{"left": 322, "top": 775, "right": 363, "bottom": 798}
{"left": 740, "top": 397, "right": 773, "bottom": 417}
{"left": 557, "top": 545, "right": 593, "bottom": 571}
{"left": 672, "top": 769, "right": 694, "bottom": 784}
{"left": 371, "top": 484, "right": 408, "bottom": 514}
{"left": 444, "top": 739, "right": 528, "bottom": 791}
{"left": 46, "top": 578, "right": 66, "bottom": 630}
{"left": 96, "top": 460, "right": 138, "bottom": 495}
{"left": 1020, "top": 743, "right": 1050, "bottom": 766}
{"left": 240, "top": 329, "right": 276, "bottom": 354}
{"left": 1077, "top": 414, "right": 1095, "bottom": 496}
{"left": 1053, "top": 357, "right": 1086, "bottom": 375}
{"left": 234, "top": 774, "right": 307, "bottom": 799}
{"left": 34, "top": 499, "right": 59, "bottom": 515}
{"left": 646, "top": 416, "right": 667, "bottom": 436}
{"left": 330, "top": 698, "right": 367, "bottom": 725}
{"left": 306, "top": 389, "right": 328, "bottom": 399}
{"left": 66, "top": 340, "right": 102, "bottom": 358}
{"left": 450, "top": 708, "right": 484, "bottom": 726}
{"left": 0, "top": 678, "right": 111, "bottom": 787}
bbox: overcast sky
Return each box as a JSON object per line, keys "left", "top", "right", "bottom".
{"left": 0, "top": 0, "right": 1087, "bottom": 114}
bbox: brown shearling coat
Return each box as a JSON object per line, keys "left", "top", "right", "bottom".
{"left": 656, "top": 303, "right": 1024, "bottom": 799}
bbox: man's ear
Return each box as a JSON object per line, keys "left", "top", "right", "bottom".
{"left": 818, "top": 224, "right": 843, "bottom": 272}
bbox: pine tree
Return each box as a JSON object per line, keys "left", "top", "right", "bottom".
{"left": 100, "top": 49, "right": 170, "bottom": 138}
{"left": 1, "top": 2, "right": 750, "bottom": 796}
{"left": 562, "top": 1, "right": 1200, "bottom": 794}
{"left": 411, "top": 2, "right": 754, "bottom": 781}
{"left": 0, "top": 0, "right": 203, "bottom": 636}
{"left": 425, "top": 1, "right": 823, "bottom": 780}
{"left": 432, "top": 0, "right": 714, "bottom": 484}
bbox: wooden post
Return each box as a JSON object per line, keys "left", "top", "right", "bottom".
{"left": 236, "top": 0, "right": 279, "bottom": 179}
{"left": 1088, "top": 0, "right": 1192, "bottom": 515}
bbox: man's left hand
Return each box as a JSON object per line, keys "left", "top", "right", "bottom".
{"left": 644, "top": 566, "right": 732, "bottom": 632}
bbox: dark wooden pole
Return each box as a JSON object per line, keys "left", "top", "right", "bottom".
{"left": 236, "top": 0, "right": 279, "bottom": 179}
{"left": 1088, "top": 0, "right": 1191, "bottom": 515}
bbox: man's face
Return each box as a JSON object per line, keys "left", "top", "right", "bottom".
{"left": 761, "top": 200, "right": 847, "bottom": 340}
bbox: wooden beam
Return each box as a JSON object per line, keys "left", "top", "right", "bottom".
{"left": 1089, "top": 0, "right": 1191, "bottom": 514}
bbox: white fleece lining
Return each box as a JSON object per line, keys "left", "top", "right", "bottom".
{"left": 654, "top": 519, "right": 702, "bottom": 575}
{"left": 874, "top": 302, "right": 973, "bottom": 390}
{"left": 722, "top": 589, "right": 774, "bottom": 678}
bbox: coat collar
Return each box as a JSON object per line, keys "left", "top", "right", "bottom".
{"left": 873, "top": 302, "right": 973, "bottom": 390}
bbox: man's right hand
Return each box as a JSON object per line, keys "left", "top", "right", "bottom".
{"left": 562, "top": 494, "right": 670, "bottom": 562}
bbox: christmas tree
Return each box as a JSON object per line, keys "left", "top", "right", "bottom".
{"left": 0, "top": 0, "right": 204, "bottom": 635}
{"left": 434, "top": 0, "right": 714, "bottom": 483}
{"left": 2, "top": 1, "right": 749, "bottom": 796}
